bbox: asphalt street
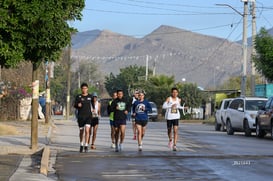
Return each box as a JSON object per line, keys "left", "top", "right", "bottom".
{"left": 51, "top": 117, "right": 273, "bottom": 181}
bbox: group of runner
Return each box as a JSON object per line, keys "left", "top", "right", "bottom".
{"left": 74, "top": 83, "right": 183, "bottom": 152}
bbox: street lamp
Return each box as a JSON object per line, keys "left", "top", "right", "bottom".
{"left": 216, "top": 0, "right": 251, "bottom": 96}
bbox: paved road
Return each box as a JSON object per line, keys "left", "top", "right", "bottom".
{"left": 52, "top": 118, "right": 273, "bottom": 181}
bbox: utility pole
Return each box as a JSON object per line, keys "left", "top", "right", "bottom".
{"left": 145, "top": 55, "right": 149, "bottom": 81}
{"left": 78, "top": 72, "right": 81, "bottom": 89}
{"left": 251, "top": 0, "right": 257, "bottom": 96}
{"left": 241, "top": 0, "right": 248, "bottom": 97}
{"left": 45, "top": 61, "right": 53, "bottom": 123}
{"left": 216, "top": 1, "right": 249, "bottom": 96}
{"left": 66, "top": 43, "right": 71, "bottom": 120}
{"left": 45, "top": 61, "right": 50, "bottom": 124}
{"left": 152, "top": 57, "right": 157, "bottom": 76}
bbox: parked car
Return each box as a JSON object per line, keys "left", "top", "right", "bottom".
{"left": 215, "top": 98, "right": 233, "bottom": 131}
{"left": 256, "top": 96, "right": 273, "bottom": 139}
{"left": 148, "top": 102, "right": 158, "bottom": 121}
{"left": 225, "top": 97, "right": 267, "bottom": 136}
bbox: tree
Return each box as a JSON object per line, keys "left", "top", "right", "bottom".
{"left": 105, "top": 65, "right": 148, "bottom": 100}
{"left": 143, "top": 75, "right": 175, "bottom": 107}
{"left": 0, "top": 1, "right": 84, "bottom": 150}
{"left": 254, "top": 27, "right": 273, "bottom": 81}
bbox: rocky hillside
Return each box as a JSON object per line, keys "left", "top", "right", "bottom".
{"left": 71, "top": 25, "right": 251, "bottom": 89}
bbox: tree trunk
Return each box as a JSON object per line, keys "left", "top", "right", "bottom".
{"left": 45, "top": 62, "right": 51, "bottom": 124}
{"left": 66, "top": 45, "right": 71, "bottom": 120}
{"left": 31, "top": 62, "right": 40, "bottom": 151}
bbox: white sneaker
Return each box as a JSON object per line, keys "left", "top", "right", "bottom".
{"left": 119, "top": 144, "right": 123, "bottom": 151}
{"left": 111, "top": 143, "right": 116, "bottom": 148}
{"left": 138, "top": 145, "right": 142, "bottom": 151}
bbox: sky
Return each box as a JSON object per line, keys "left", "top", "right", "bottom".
{"left": 72, "top": 0, "right": 273, "bottom": 41}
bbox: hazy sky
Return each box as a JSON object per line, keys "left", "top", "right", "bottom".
{"left": 72, "top": 0, "right": 273, "bottom": 41}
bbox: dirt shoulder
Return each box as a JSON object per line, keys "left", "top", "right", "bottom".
{"left": 0, "top": 120, "right": 49, "bottom": 136}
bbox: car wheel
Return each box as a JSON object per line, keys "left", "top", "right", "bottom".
{"left": 220, "top": 119, "right": 226, "bottom": 132}
{"left": 226, "top": 120, "right": 234, "bottom": 135}
{"left": 244, "top": 120, "right": 252, "bottom": 137}
{"left": 256, "top": 121, "right": 266, "bottom": 138}
{"left": 271, "top": 122, "right": 273, "bottom": 140}
{"left": 215, "top": 120, "right": 221, "bottom": 131}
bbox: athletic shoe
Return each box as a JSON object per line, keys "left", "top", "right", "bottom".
{"left": 91, "top": 144, "right": 96, "bottom": 150}
{"left": 168, "top": 141, "right": 173, "bottom": 149}
{"left": 111, "top": 143, "right": 116, "bottom": 148}
{"left": 84, "top": 146, "right": 88, "bottom": 152}
{"left": 173, "top": 145, "right": 177, "bottom": 151}
{"left": 115, "top": 144, "right": 119, "bottom": 152}
{"left": 119, "top": 144, "right": 123, "bottom": 151}
{"left": 138, "top": 145, "right": 142, "bottom": 152}
{"left": 79, "top": 146, "right": 84, "bottom": 153}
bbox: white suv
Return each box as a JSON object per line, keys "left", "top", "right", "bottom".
{"left": 225, "top": 97, "right": 267, "bottom": 136}
{"left": 215, "top": 98, "right": 233, "bottom": 131}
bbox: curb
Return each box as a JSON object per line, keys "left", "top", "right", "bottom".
{"left": 40, "top": 146, "right": 50, "bottom": 175}
{"left": 40, "top": 119, "right": 55, "bottom": 176}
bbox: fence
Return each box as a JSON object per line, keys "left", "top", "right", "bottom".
{"left": 0, "top": 97, "right": 20, "bottom": 121}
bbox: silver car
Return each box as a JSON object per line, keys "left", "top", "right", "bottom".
{"left": 225, "top": 97, "right": 267, "bottom": 136}
{"left": 148, "top": 102, "right": 158, "bottom": 121}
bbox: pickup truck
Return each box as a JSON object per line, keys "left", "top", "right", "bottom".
{"left": 215, "top": 98, "right": 233, "bottom": 131}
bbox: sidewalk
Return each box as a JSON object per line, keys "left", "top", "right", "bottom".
{"left": 0, "top": 119, "right": 54, "bottom": 181}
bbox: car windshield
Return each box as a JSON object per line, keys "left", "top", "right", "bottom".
{"left": 149, "top": 102, "right": 157, "bottom": 113}
{"left": 245, "top": 100, "right": 267, "bottom": 111}
{"left": 150, "top": 102, "right": 156, "bottom": 108}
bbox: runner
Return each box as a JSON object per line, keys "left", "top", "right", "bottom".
{"left": 131, "top": 90, "right": 139, "bottom": 140}
{"left": 162, "top": 87, "right": 183, "bottom": 151}
{"left": 107, "top": 92, "right": 117, "bottom": 148}
{"left": 110, "top": 89, "right": 130, "bottom": 152}
{"left": 89, "top": 92, "right": 101, "bottom": 150}
{"left": 74, "top": 83, "right": 92, "bottom": 153}
{"left": 132, "top": 90, "right": 151, "bottom": 151}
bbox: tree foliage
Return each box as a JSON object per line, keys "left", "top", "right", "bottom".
{"left": 0, "top": 0, "right": 85, "bottom": 67}
{"left": 254, "top": 27, "right": 273, "bottom": 81}
{"left": 105, "top": 65, "right": 207, "bottom": 112}
{"left": 105, "top": 65, "right": 148, "bottom": 101}
{"left": 142, "top": 75, "right": 175, "bottom": 107}
{"left": 176, "top": 83, "right": 205, "bottom": 108}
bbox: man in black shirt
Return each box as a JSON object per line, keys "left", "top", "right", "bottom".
{"left": 110, "top": 89, "right": 130, "bottom": 152}
{"left": 74, "top": 83, "right": 92, "bottom": 152}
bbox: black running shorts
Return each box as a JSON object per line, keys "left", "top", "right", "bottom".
{"left": 91, "top": 117, "right": 99, "bottom": 127}
{"left": 77, "top": 116, "right": 92, "bottom": 128}
{"left": 135, "top": 120, "right": 148, "bottom": 127}
{"left": 167, "top": 119, "right": 179, "bottom": 129}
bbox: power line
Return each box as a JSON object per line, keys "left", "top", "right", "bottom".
{"left": 72, "top": 21, "right": 242, "bottom": 38}
{"left": 84, "top": 8, "right": 233, "bottom": 16}
{"left": 98, "top": 0, "right": 220, "bottom": 13}
{"left": 182, "top": 18, "right": 243, "bottom": 76}
{"left": 125, "top": 0, "right": 221, "bottom": 9}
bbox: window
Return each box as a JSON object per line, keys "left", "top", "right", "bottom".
{"left": 224, "top": 100, "right": 231, "bottom": 109}
{"left": 229, "top": 99, "right": 241, "bottom": 110}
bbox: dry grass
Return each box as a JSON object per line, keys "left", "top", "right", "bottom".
{"left": 0, "top": 120, "right": 50, "bottom": 136}
{"left": 0, "top": 124, "right": 18, "bottom": 135}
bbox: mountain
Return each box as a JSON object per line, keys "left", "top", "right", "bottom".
{"left": 71, "top": 25, "right": 248, "bottom": 89}
{"left": 237, "top": 27, "right": 273, "bottom": 45}
{"left": 72, "top": 30, "right": 101, "bottom": 49}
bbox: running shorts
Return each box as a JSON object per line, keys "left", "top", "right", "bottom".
{"left": 167, "top": 119, "right": 179, "bottom": 129}
{"left": 91, "top": 117, "right": 99, "bottom": 127}
{"left": 135, "top": 120, "right": 148, "bottom": 127}
{"left": 77, "top": 116, "right": 92, "bottom": 128}
{"left": 113, "top": 120, "right": 126, "bottom": 127}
